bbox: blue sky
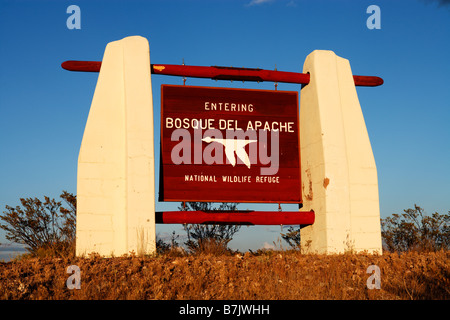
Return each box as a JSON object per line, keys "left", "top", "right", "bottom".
{"left": 0, "top": 0, "right": 449, "bottom": 251}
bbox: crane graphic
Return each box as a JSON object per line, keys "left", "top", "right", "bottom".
{"left": 202, "top": 136, "right": 257, "bottom": 168}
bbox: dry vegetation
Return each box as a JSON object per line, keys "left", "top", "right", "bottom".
{"left": 1, "top": 196, "right": 448, "bottom": 300}
{"left": 1, "top": 249, "right": 448, "bottom": 300}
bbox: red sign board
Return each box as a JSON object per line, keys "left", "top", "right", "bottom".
{"left": 160, "top": 85, "right": 301, "bottom": 203}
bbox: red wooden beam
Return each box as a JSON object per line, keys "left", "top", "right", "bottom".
{"left": 155, "top": 210, "right": 315, "bottom": 226}
{"left": 61, "top": 60, "right": 101, "bottom": 73}
{"left": 61, "top": 60, "right": 383, "bottom": 87}
{"left": 151, "top": 64, "right": 311, "bottom": 84}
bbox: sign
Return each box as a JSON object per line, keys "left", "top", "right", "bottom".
{"left": 160, "top": 85, "right": 301, "bottom": 203}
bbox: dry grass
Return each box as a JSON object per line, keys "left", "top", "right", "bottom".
{"left": 0, "top": 250, "right": 448, "bottom": 300}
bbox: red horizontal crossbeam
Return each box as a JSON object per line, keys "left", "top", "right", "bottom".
{"left": 155, "top": 210, "right": 315, "bottom": 226}
{"left": 61, "top": 60, "right": 383, "bottom": 87}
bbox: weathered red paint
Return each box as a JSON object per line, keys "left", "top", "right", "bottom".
{"left": 151, "top": 64, "right": 311, "bottom": 84}
{"left": 160, "top": 85, "right": 302, "bottom": 203}
{"left": 155, "top": 210, "right": 315, "bottom": 226}
{"left": 61, "top": 60, "right": 102, "bottom": 73}
{"left": 61, "top": 60, "right": 384, "bottom": 86}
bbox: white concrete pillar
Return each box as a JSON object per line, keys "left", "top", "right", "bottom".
{"left": 299, "top": 50, "right": 382, "bottom": 254}
{"left": 76, "top": 36, "right": 156, "bottom": 257}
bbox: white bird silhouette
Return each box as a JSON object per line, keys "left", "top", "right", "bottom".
{"left": 202, "top": 136, "right": 257, "bottom": 168}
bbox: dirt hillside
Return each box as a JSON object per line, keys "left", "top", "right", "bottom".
{"left": 1, "top": 250, "right": 448, "bottom": 300}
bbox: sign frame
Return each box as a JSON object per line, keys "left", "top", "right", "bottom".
{"left": 159, "top": 84, "right": 302, "bottom": 204}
